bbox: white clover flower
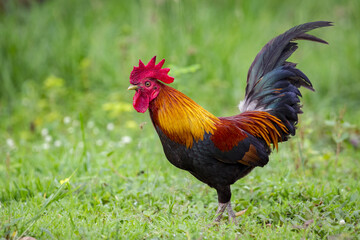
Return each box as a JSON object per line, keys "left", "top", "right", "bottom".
{"left": 63, "top": 116, "right": 71, "bottom": 124}
{"left": 121, "top": 136, "right": 132, "bottom": 144}
{"left": 108, "top": 142, "right": 115, "bottom": 148}
{"left": 45, "top": 135, "right": 53, "bottom": 142}
{"left": 41, "top": 128, "right": 49, "bottom": 136}
{"left": 96, "top": 139, "right": 103, "bottom": 146}
{"left": 339, "top": 219, "right": 345, "bottom": 225}
{"left": 107, "top": 123, "right": 115, "bottom": 131}
{"left": 67, "top": 127, "right": 74, "bottom": 134}
{"left": 93, "top": 127, "right": 100, "bottom": 135}
{"left": 43, "top": 143, "right": 50, "bottom": 150}
{"left": 6, "top": 138, "right": 15, "bottom": 148}
{"left": 54, "top": 140, "right": 62, "bottom": 147}
{"left": 87, "top": 121, "right": 95, "bottom": 129}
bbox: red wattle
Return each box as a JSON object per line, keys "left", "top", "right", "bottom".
{"left": 133, "top": 91, "right": 150, "bottom": 113}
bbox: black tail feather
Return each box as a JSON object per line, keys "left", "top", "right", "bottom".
{"left": 240, "top": 21, "right": 332, "bottom": 140}
{"left": 246, "top": 21, "right": 332, "bottom": 91}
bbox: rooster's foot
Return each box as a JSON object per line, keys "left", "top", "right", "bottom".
{"left": 214, "top": 201, "right": 239, "bottom": 224}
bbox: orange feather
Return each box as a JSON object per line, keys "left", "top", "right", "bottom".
{"left": 150, "top": 85, "right": 220, "bottom": 148}
{"left": 150, "top": 85, "right": 288, "bottom": 151}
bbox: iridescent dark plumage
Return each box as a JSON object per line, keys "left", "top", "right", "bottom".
{"left": 129, "top": 21, "right": 332, "bottom": 223}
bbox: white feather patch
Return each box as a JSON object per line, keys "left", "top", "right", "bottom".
{"left": 238, "top": 99, "right": 267, "bottom": 112}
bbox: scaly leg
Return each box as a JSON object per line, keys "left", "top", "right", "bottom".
{"left": 214, "top": 186, "right": 243, "bottom": 223}
{"left": 214, "top": 202, "right": 229, "bottom": 222}
{"left": 226, "top": 202, "right": 237, "bottom": 223}
{"left": 214, "top": 201, "right": 247, "bottom": 223}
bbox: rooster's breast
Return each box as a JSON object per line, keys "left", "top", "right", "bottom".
{"left": 154, "top": 126, "right": 254, "bottom": 188}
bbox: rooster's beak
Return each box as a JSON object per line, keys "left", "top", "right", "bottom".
{"left": 128, "top": 84, "right": 138, "bottom": 90}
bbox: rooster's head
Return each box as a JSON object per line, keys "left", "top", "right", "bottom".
{"left": 128, "top": 56, "right": 174, "bottom": 113}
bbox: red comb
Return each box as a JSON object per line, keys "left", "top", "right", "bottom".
{"left": 130, "top": 56, "right": 174, "bottom": 84}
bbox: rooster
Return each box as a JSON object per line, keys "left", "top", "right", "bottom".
{"left": 128, "top": 21, "right": 332, "bottom": 222}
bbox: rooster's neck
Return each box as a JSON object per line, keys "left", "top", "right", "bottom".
{"left": 149, "top": 85, "right": 220, "bottom": 148}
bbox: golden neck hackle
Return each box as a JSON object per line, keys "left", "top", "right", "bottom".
{"left": 150, "top": 85, "right": 220, "bottom": 148}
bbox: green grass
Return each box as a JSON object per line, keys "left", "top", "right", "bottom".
{"left": 1, "top": 0, "right": 360, "bottom": 239}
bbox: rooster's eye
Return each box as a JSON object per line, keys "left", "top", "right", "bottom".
{"left": 145, "top": 81, "right": 151, "bottom": 87}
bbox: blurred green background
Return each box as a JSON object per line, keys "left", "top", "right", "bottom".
{"left": 1, "top": 0, "right": 359, "bottom": 129}
{"left": 1, "top": 0, "right": 360, "bottom": 239}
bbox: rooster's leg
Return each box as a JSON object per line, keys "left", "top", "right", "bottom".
{"left": 226, "top": 202, "right": 237, "bottom": 223}
{"left": 214, "top": 185, "right": 233, "bottom": 222}
{"left": 214, "top": 201, "right": 237, "bottom": 223}
{"left": 214, "top": 202, "right": 228, "bottom": 222}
